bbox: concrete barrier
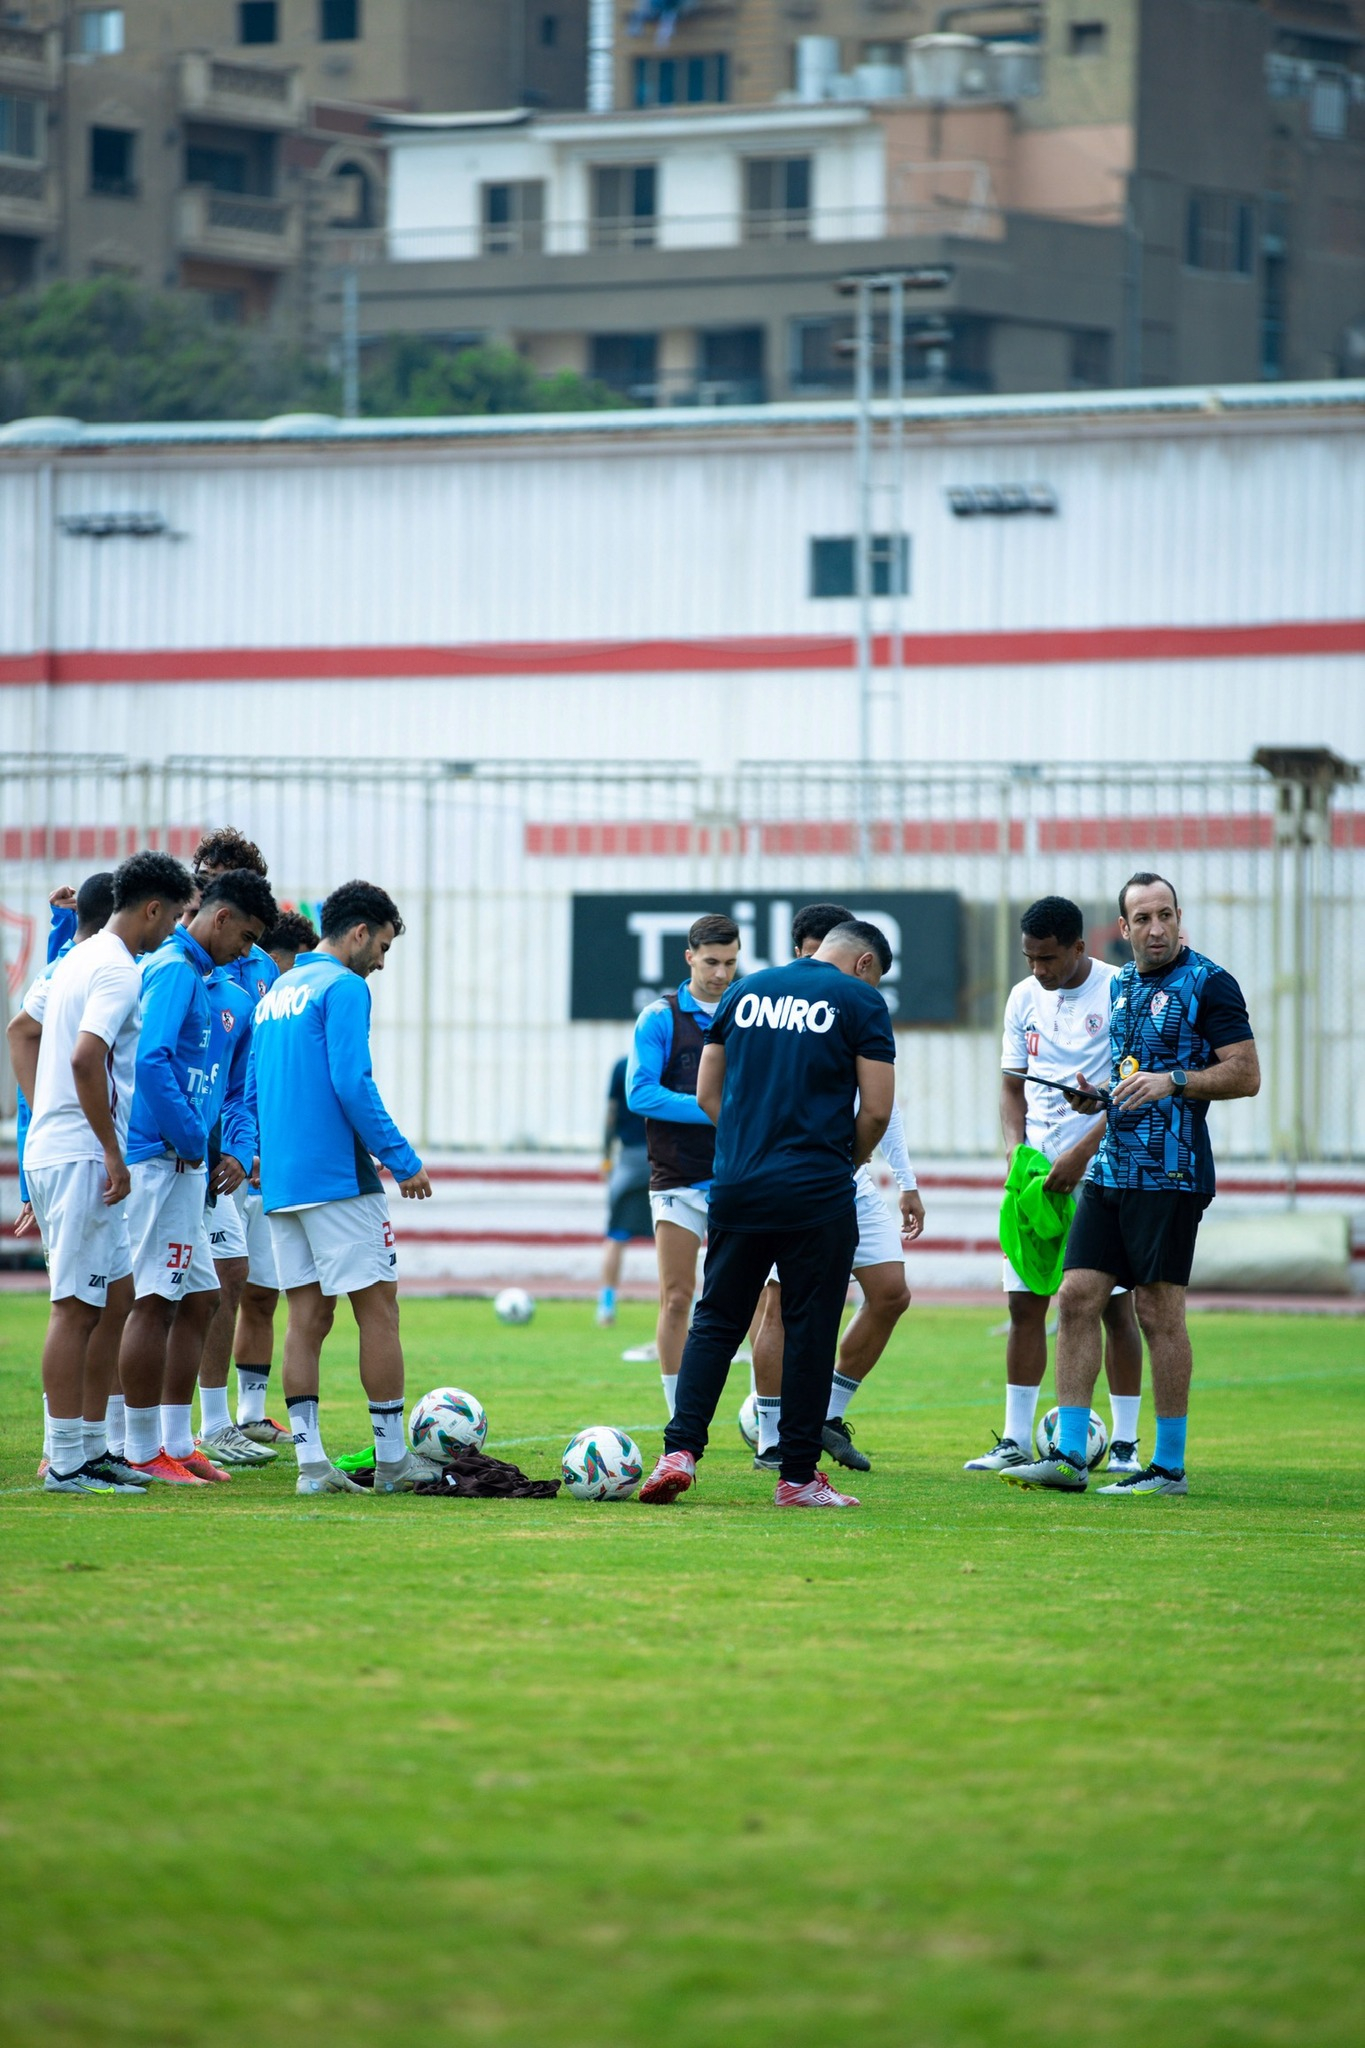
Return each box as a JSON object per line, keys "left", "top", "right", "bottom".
{"left": 1189, "top": 1210, "right": 1353, "bottom": 1295}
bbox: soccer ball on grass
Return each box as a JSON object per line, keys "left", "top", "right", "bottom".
{"left": 493, "top": 1287, "right": 535, "bottom": 1325}
{"left": 1035, "top": 1405, "right": 1108, "bottom": 1471}
{"left": 561, "top": 1427, "right": 644, "bottom": 1501}
{"left": 737, "top": 1391, "right": 759, "bottom": 1450}
{"left": 409, "top": 1386, "right": 489, "bottom": 1462}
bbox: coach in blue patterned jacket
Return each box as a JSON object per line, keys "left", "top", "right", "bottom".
{"left": 1005, "top": 872, "right": 1260, "bottom": 1499}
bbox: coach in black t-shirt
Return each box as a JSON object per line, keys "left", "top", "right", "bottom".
{"left": 639, "top": 921, "right": 896, "bottom": 1509}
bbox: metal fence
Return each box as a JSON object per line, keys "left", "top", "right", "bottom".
{"left": 3, "top": 752, "right": 1361, "bottom": 1167}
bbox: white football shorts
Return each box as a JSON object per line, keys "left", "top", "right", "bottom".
{"left": 269, "top": 1190, "right": 397, "bottom": 1297}
{"left": 1002, "top": 1256, "right": 1127, "bottom": 1298}
{"left": 127, "top": 1156, "right": 217, "bottom": 1300}
{"left": 26, "top": 1158, "right": 133, "bottom": 1308}
{"left": 853, "top": 1169, "right": 904, "bottom": 1269}
{"left": 206, "top": 1187, "right": 248, "bottom": 1263}
{"left": 233, "top": 1183, "right": 279, "bottom": 1290}
{"left": 649, "top": 1184, "right": 708, "bottom": 1242}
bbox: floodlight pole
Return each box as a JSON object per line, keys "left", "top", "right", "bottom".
{"left": 341, "top": 265, "right": 360, "bottom": 420}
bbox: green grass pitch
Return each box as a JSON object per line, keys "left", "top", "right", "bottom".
{"left": 1, "top": 1294, "right": 1361, "bottom": 2047}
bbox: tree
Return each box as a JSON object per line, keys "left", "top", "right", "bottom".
{"left": 0, "top": 277, "right": 337, "bottom": 423}
{"left": 358, "top": 337, "right": 623, "bottom": 417}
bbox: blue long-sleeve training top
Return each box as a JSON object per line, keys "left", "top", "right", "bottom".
{"left": 626, "top": 982, "right": 716, "bottom": 1127}
{"left": 251, "top": 949, "right": 421, "bottom": 1212}
{"left": 203, "top": 971, "right": 258, "bottom": 1172}
{"left": 126, "top": 926, "right": 216, "bottom": 1165}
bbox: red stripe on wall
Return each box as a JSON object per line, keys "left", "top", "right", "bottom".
{"left": 2, "top": 617, "right": 1363, "bottom": 688}
{"left": 0, "top": 824, "right": 203, "bottom": 862}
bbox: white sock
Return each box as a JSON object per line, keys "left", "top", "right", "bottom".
{"left": 236, "top": 1365, "right": 269, "bottom": 1426}
{"left": 287, "top": 1395, "right": 325, "bottom": 1468}
{"left": 1110, "top": 1393, "right": 1142, "bottom": 1445}
{"left": 43, "top": 1393, "right": 52, "bottom": 1463}
{"left": 161, "top": 1402, "right": 195, "bottom": 1460}
{"left": 660, "top": 1372, "right": 677, "bottom": 1419}
{"left": 50, "top": 1415, "right": 86, "bottom": 1478}
{"left": 827, "top": 1370, "right": 860, "bottom": 1421}
{"left": 106, "top": 1394, "right": 126, "bottom": 1455}
{"left": 83, "top": 1420, "right": 108, "bottom": 1463}
{"left": 370, "top": 1400, "right": 407, "bottom": 1464}
{"left": 124, "top": 1403, "right": 162, "bottom": 1466}
{"left": 756, "top": 1394, "right": 781, "bottom": 1453}
{"left": 1004, "top": 1383, "right": 1042, "bottom": 1452}
{"left": 199, "top": 1383, "right": 231, "bottom": 1436}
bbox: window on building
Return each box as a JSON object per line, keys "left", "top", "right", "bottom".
{"left": 1068, "top": 22, "right": 1107, "bottom": 56}
{"left": 1069, "top": 328, "right": 1111, "bottom": 388}
{"left": 0, "top": 94, "right": 41, "bottom": 162}
{"left": 89, "top": 125, "right": 136, "bottom": 196}
{"left": 541, "top": 14, "right": 558, "bottom": 46}
{"left": 1309, "top": 69, "right": 1349, "bottom": 139}
{"left": 791, "top": 315, "right": 854, "bottom": 392}
{"left": 320, "top": 0, "right": 360, "bottom": 41}
{"left": 589, "top": 332, "right": 658, "bottom": 399}
{"left": 239, "top": 2, "right": 279, "bottom": 43}
{"left": 481, "top": 180, "right": 545, "bottom": 255}
{"left": 186, "top": 143, "right": 249, "bottom": 194}
{"left": 633, "top": 52, "right": 729, "bottom": 106}
{"left": 699, "top": 326, "right": 765, "bottom": 401}
{"left": 744, "top": 156, "right": 810, "bottom": 241}
{"left": 809, "top": 536, "right": 911, "bottom": 600}
{"left": 591, "top": 164, "right": 656, "bottom": 248}
{"left": 75, "top": 8, "right": 124, "bottom": 55}
{"left": 1185, "top": 190, "right": 1255, "bottom": 274}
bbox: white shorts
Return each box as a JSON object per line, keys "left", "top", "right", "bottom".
{"left": 649, "top": 1185, "right": 708, "bottom": 1242}
{"left": 26, "top": 1158, "right": 133, "bottom": 1308}
{"left": 1002, "top": 1257, "right": 1128, "bottom": 1298}
{"left": 269, "top": 1191, "right": 397, "bottom": 1298}
{"left": 231, "top": 1183, "right": 279, "bottom": 1290}
{"left": 127, "top": 1155, "right": 217, "bottom": 1300}
{"left": 206, "top": 1188, "right": 248, "bottom": 1263}
{"left": 854, "top": 1172, "right": 904, "bottom": 1270}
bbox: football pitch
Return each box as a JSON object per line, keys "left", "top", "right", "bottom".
{"left": 1, "top": 1295, "right": 1361, "bottom": 2048}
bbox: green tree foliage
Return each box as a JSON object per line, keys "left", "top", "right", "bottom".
{"left": 0, "top": 277, "right": 337, "bottom": 423}
{"left": 358, "top": 337, "right": 623, "bottom": 417}
{"left": 0, "top": 277, "right": 626, "bottom": 424}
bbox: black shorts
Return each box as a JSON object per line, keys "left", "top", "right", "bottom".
{"left": 1064, "top": 1183, "right": 1211, "bottom": 1290}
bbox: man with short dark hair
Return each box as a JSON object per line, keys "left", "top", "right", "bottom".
{"left": 627, "top": 911, "right": 741, "bottom": 1418}
{"left": 965, "top": 893, "right": 1144, "bottom": 1476}
{"left": 10, "top": 851, "right": 194, "bottom": 1493}
{"left": 640, "top": 920, "right": 895, "bottom": 1510}
{"left": 749, "top": 901, "right": 925, "bottom": 1474}
{"left": 116, "top": 868, "right": 277, "bottom": 1485}
{"left": 263, "top": 909, "right": 318, "bottom": 975}
{"left": 252, "top": 878, "right": 433, "bottom": 1496}
{"left": 1007, "top": 873, "right": 1259, "bottom": 1497}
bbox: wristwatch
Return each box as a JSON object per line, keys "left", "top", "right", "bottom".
{"left": 1170, "top": 1067, "right": 1188, "bottom": 1096}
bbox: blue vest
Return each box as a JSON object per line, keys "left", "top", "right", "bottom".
{"left": 1094, "top": 948, "right": 1224, "bottom": 1194}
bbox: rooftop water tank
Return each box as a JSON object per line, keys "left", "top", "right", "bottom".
{"left": 795, "top": 35, "right": 841, "bottom": 102}
{"left": 907, "top": 32, "right": 993, "bottom": 102}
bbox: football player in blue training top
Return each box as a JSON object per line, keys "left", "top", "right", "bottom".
{"left": 1005, "top": 872, "right": 1259, "bottom": 1498}
{"left": 251, "top": 878, "right": 432, "bottom": 1497}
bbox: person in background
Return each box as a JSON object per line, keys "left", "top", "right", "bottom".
{"left": 597, "top": 1053, "right": 652, "bottom": 1327}
{"left": 263, "top": 909, "right": 318, "bottom": 978}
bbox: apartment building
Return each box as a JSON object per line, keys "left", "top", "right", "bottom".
{"left": 0, "top": 1, "right": 589, "bottom": 321}
{"left": 323, "top": 0, "right": 1365, "bottom": 395}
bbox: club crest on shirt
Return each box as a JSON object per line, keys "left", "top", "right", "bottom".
{"left": 1086, "top": 1012, "right": 1104, "bottom": 1034}
{"left": 220, "top": 1008, "right": 236, "bottom": 1030}
{"left": 1150, "top": 991, "right": 1170, "bottom": 1017}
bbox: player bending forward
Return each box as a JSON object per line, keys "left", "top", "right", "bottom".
{"left": 641, "top": 921, "right": 895, "bottom": 1511}
{"left": 251, "top": 879, "right": 432, "bottom": 1496}
{"left": 749, "top": 902, "right": 924, "bottom": 1474}
{"left": 965, "top": 894, "right": 1144, "bottom": 1476}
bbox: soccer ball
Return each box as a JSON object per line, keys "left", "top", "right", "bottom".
{"left": 737, "top": 1391, "right": 759, "bottom": 1450}
{"left": 409, "top": 1386, "right": 488, "bottom": 1462}
{"left": 1035, "top": 1405, "right": 1109, "bottom": 1471}
{"left": 561, "top": 1427, "right": 644, "bottom": 1501}
{"left": 493, "top": 1287, "right": 535, "bottom": 1325}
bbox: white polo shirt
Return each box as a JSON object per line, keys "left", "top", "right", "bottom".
{"left": 1001, "top": 958, "right": 1115, "bottom": 1163}
{"left": 23, "top": 931, "right": 142, "bottom": 1169}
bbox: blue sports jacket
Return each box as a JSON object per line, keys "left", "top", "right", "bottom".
{"left": 127, "top": 926, "right": 216, "bottom": 1165}
{"left": 222, "top": 942, "right": 278, "bottom": 1006}
{"left": 251, "top": 949, "right": 421, "bottom": 1212}
{"left": 204, "top": 972, "right": 258, "bottom": 1172}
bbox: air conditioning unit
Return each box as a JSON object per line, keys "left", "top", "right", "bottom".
{"left": 907, "top": 33, "right": 994, "bottom": 102}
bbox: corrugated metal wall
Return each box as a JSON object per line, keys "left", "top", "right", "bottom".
{"left": 3, "top": 754, "right": 1361, "bottom": 1165}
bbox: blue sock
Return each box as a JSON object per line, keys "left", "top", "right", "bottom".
{"left": 598, "top": 1286, "right": 615, "bottom": 1313}
{"left": 1154, "top": 1414, "right": 1187, "bottom": 1473}
{"left": 1057, "top": 1404, "right": 1091, "bottom": 1463}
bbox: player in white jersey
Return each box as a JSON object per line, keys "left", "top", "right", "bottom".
{"left": 749, "top": 904, "right": 926, "bottom": 1474}
{"left": 964, "top": 895, "right": 1143, "bottom": 1475}
{"left": 6, "top": 852, "right": 194, "bottom": 1493}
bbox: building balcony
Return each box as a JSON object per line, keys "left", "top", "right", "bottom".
{"left": 0, "top": 159, "right": 57, "bottom": 237}
{"left": 176, "top": 185, "right": 302, "bottom": 269}
{"left": 178, "top": 51, "right": 305, "bottom": 131}
{"left": 0, "top": 23, "right": 60, "bottom": 93}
